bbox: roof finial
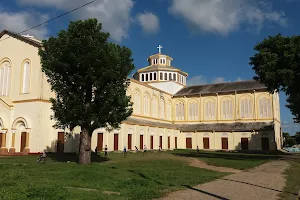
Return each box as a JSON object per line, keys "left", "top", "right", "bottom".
{"left": 157, "top": 45, "right": 163, "bottom": 54}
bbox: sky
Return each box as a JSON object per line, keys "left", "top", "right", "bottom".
{"left": 1, "top": 0, "right": 300, "bottom": 134}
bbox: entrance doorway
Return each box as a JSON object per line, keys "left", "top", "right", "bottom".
{"left": 140, "top": 135, "right": 143, "bottom": 150}
{"left": 150, "top": 136, "right": 153, "bottom": 149}
{"left": 203, "top": 138, "right": 209, "bottom": 149}
{"left": 128, "top": 134, "right": 132, "bottom": 150}
{"left": 159, "top": 136, "right": 162, "bottom": 148}
{"left": 261, "top": 137, "right": 269, "bottom": 150}
{"left": 221, "top": 138, "right": 228, "bottom": 150}
{"left": 186, "top": 138, "right": 192, "bottom": 149}
{"left": 241, "top": 138, "right": 249, "bottom": 150}
{"left": 97, "top": 133, "right": 103, "bottom": 151}
{"left": 175, "top": 137, "right": 178, "bottom": 149}
{"left": 57, "top": 132, "right": 64, "bottom": 153}
{"left": 114, "top": 134, "right": 118, "bottom": 150}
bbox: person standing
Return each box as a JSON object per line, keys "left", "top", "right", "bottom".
{"left": 123, "top": 146, "right": 127, "bottom": 158}
{"left": 135, "top": 146, "right": 139, "bottom": 153}
{"left": 143, "top": 145, "right": 147, "bottom": 156}
{"left": 104, "top": 145, "right": 108, "bottom": 157}
{"left": 95, "top": 146, "right": 98, "bottom": 155}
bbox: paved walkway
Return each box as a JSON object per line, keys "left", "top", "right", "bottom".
{"left": 157, "top": 160, "right": 290, "bottom": 200}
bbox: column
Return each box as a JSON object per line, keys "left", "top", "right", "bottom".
{"left": 23, "top": 129, "right": 30, "bottom": 154}
{"left": 9, "top": 129, "right": 16, "bottom": 154}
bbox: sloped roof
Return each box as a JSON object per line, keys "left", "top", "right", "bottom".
{"left": 178, "top": 122, "right": 273, "bottom": 132}
{"left": 175, "top": 80, "right": 267, "bottom": 96}
{"left": 124, "top": 117, "right": 273, "bottom": 132}
{"left": 0, "top": 30, "right": 42, "bottom": 48}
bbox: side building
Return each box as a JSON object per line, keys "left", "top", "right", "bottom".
{"left": 0, "top": 30, "right": 283, "bottom": 155}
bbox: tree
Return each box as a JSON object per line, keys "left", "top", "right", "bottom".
{"left": 39, "top": 19, "right": 134, "bottom": 164}
{"left": 249, "top": 34, "right": 300, "bottom": 122}
{"left": 294, "top": 132, "right": 300, "bottom": 144}
{"left": 283, "top": 132, "right": 296, "bottom": 147}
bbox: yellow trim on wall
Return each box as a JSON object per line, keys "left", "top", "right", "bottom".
{"left": 12, "top": 99, "right": 51, "bottom": 103}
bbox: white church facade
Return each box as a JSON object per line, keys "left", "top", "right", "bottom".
{"left": 0, "top": 30, "right": 283, "bottom": 155}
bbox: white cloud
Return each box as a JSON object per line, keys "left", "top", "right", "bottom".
{"left": 18, "top": 0, "right": 134, "bottom": 42}
{"left": 168, "top": 0, "right": 287, "bottom": 35}
{"left": 187, "top": 75, "right": 207, "bottom": 86}
{"left": 188, "top": 75, "right": 245, "bottom": 86}
{"left": 137, "top": 12, "right": 160, "bottom": 34}
{"left": 212, "top": 77, "right": 227, "bottom": 84}
{"left": 235, "top": 77, "right": 243, "bottom": 82}
{"left": 0, "top": 10, "right": 49, "bottom": 39}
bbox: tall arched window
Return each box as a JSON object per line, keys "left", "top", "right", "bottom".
{"left": 21, "top": 61, "right": 31, "bottom": 94}
{"left": 152, "top": 97, "right": 158, "bottom": 118}
{"left": 258, "top": 97, "right": 272, "bottom": 118}
{"left": 222, "top": 99, "right": 233, "bottom": 119}
{"left": 154, "top": 73, "right": 157, "bottom": 80}
{"left": 143, "top": 93, "right": 150, "bottom": 116}
{"left": 164, "top": 73, "right": 167, "bottom": 80}
{"left": 240, "top": 97, "right": 253, "bottom": 118}
{"left": 204, "top": 99, "right": 216, "bottom": 120}
{"left": 188, "top": 102, "right": 199, "bottom": 121}
{"left": 0, "top": 61, "right": 11, "bottom": 96}
{"left": 167, "top": 101, "right": 172, "bottom": 120}
{"left": 173, "top": 73, "right": 176, "bottom": 81}
{"left": 169, "top": 73, "right": 172, "bottom": 80}
{"left": 133, "top": 90, "right": 141, "bottom": 114}
{"left": 176, "top": 102, "right": 185, "bottom": 120}
{"left": 160, "top": 72, "right": 163, "bottom": 80}
{"left": 159, "top": 97, "right": 165, "bottom": 119}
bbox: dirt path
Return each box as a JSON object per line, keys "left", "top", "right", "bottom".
{"left": 188, "top": 157, "right": 242, "bottom": 173}
{"left": 156, "top": 160, "right": 290, "bottom": 200}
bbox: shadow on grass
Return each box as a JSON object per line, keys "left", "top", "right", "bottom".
{"left": 46, "top": 153, "right": 110, "bottom": 163}
{"left": 128, "top": 169, "right": 163, "bottom": 185}
{"left": 172, "top": 150, "right": 281, "bottom": 161}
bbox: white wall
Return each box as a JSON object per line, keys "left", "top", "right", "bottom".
{"left": 149, "top": 82, "right": 184, "bottom": 95}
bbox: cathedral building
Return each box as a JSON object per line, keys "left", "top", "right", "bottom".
{"left": 0, "top": 30, "right": 283, "bottom": 155}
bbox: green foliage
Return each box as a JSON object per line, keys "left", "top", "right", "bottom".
{"left": 39, "top": 19, "right": 134, "bottom": 133}
{"left": 294, "top": 132, "right": 300, "bottom": 144}
{"left": 249, "top": 34, "right": 300, "bottom": 122}
{"left": 283, "top": 132, "right": 297, "bottom": 147}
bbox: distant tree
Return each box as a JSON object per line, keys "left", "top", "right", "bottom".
{"left": 294, "top": 132, "right": 300, "bottom": 144}
{"left": 39, "top": 19, "right": 134, "bottom": 164}
{"left": 249, "top": 34, "right": 300, "bottom": 123}
{"left": 283, "top": 132, "right": 296, "bottom": 147}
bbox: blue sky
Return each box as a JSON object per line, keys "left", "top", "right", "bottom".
{"left": 1, "top": 0, "right": 300, "bottom": 134}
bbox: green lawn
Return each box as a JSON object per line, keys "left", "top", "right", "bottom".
{"left": 171, "top": 149, "right": 278, "bottom": 170}
{"left": 0, "top": 152, "right": 228, "bottom": 200}
{"left": 280, "top": 160, "right": 300, "bottom": 200}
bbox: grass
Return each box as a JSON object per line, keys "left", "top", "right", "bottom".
{"left": 171, "top": 149, "right": 278, "bottom": 170}
{"left": 280, "top": 160, "right": 300, "bottom": 200}
{"left": 0, "top": 152, "right": 228, "bottom": 200}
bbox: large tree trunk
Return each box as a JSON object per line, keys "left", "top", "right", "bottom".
{"left": 79, "top": 128, "right": 91, "bottom": 164}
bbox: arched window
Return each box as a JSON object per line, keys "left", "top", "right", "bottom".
{"left": 204, "top": 99, "right": 216, "bottom": 120}
{"left": 21, "top": 61, "right": 31, "bottom": 94}
{"left": 258, "top": 97, "right": 272, "bottom": 118}
{"left": 146, "top": 74, "right": 149, "bottom": 81}
{"left": 152, "top": 97, "right": 158, "bottom": 118}
{"left": 0, "top": 61, "right": 11, "bottom": 96}
{"left": 159, "top": 97, "right": 165, "bottom": 119}
{"left": 169, "top": 73, "right": 172, "bottom": 80}
{"left": 222, "top": 99, "right": 233, "bottom": 119}
{"left": 143, "top": 93, "right": 150, "bottom": 116}
{"left": 154, "top": 73, "right": 157, "bottom": 81}
{"left": 164, "top": 73, "right": 167, "bottom": 80}
{"left": 141, "top": 74, "right": 144, "bottom": 81}
{"left": 188, "top": 102, "right": 199, "bottom": 121}
{"left": 173, "top": 73, "right": 176, "bottom": 81}
{"left": 133, "top": 90, "right": 141, "bottom": 114}
{"left": 176, "top": 102, "right": 185, "bottom": 120}
{"left": 160, "top": 72, "right": 163, "bottom": 80}
{"left": 240, "top": 97, "right": 253, "bottom": 118}
{"left": 167, "top": 101, "right": 172, "bottom": 120}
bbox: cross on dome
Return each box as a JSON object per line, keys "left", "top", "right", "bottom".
{"left": 157, "top": 45, "right": 163, "bottom": 54}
